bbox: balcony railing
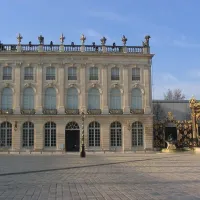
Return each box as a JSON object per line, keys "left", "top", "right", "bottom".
{"left": 109, "top": 109, "right": 123, "bottom": 115}
{"left": 130, "top": 109, "right": 144, "bottom": 114}
{"left": 65, "top": 109, "right": 79, "bottom": 115}
{"left": 0, "top": 44, "right": 147, "bottom": 54}
{"left": 0, "top": 109, "right": 13, "bottom": 114}
{"left": 21, "top": 109, "right": 36, "bottom": 115}
{"left": 87, "top": 109, "right": 102, "bottom": 115}
{"left": 42, "top": 109, "right": 57, "bottom": 115}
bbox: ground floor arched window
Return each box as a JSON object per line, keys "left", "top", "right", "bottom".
{"left": 23, "top": 122, "right": 34, "bottom": 147}
{"left": 44, "top": 122, "right": 56, "bottom": 147}
{"left": 110, "top": 121, "right": 122, "bottom": 147}
{"left": 0, "top": 122, "right": 12, "bottom": 147}
{"left": 132, "top": 121, "right": 143, "bottom": 146}
{"left": 88, "top": 121, "right": 100, "bottom": 147}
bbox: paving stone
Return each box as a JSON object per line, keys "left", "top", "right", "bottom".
{"left": 0, "top": 152, "right": 199, "bottom": 199}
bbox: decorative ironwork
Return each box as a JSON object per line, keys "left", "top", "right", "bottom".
{"left": 66, "top": 121, "right": 79, "bottom": 130}
{"left": 109, "top": 109, "right": 123, "bottom": 114}
{"left": 42, "top": 109, "right": 57, "bottom": 115}
{"left": 153, "top": 111, "right": 194, "bottom": 149}
{"left": 0, "top": 109, "right": 13, "bottom": 114}
{"left": 21, "top": 109, "right": 36, "bottom": 115}
{"left": 65, "top": 109, "right": 79, "bottom": 115}
{"left": 80, "top": 111, "right": 86, "bottom": 157}
{"left": 87, "top": 109, "right": 102, "bottom": 115}
{"left": 130, "top": 109, "right": 144, "bottom": 114}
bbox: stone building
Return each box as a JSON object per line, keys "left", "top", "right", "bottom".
{"left": 0, "top": 34, "right": 154, "bottom": 152}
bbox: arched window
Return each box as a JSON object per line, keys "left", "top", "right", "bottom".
{"left": 1, "top": 88, "right": 13, "bottom": 110}
{"left": 44, "top": 87, "right": 56, "bottom": 109}
{"left": 88, "top": 88, "right": 100, "bottom": 109}
{"left": 132, "top": 121, "right": 143, "bottom": 147}
{"left": 23, "top": 87, "right": 34, "bottom": 109}
{"left": 110, "top": 121, "right": 122, "bottom": 147}
{"left": 0, "top": 122, "right": 12, "bottom": 147}
{"left": 110, "top": 88, "right": 121, "bottom": 109}
{"left": 131, "top": 88, "right": 142, "bottom": 109}
{"left": 66, "top": 87, "right": 78, "bottom": 109}
{"left": 23, "top": 122, "right": 34, "bottom": 147}
{"left": 44, "top": 122, "right": 56, "bottom": 147}
{"left": 88, "top": 121, "right": 100, "bottom": 147}
{"left": 111, "top": 67, "right": 119, "bottom": 80}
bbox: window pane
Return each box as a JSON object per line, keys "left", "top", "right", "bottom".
{"left": 132, "top": 68, "right": 140, "bottom": 81}
{"left": 1, "top": 88, "right": 13, "bottom": 109}
{"left": 111, "top": 68, "right": 119, "bottom": 80}
{"left": 3, "top": 67, "right": 12, "bottom": 80}
{"left": 24, "top": 67, "right": 34, "bottom": 80}
{"left": 46, "top": 67, "right": 55, "bottom": 80}
{"left": 66, "top": 88, "right": 78, "bottom": 109}
{"left": 45, "top": 88, "right": 56, "bottom": 109}
{"left": 68, "top": 67, "right": 77, "bottom": 80}
{"left": 110, "top": 88, "right": 121, "bottom": 109}
{"left": 131, "top": 88, "right": 142, "bottom": 109}
{"left": 89, "top": 67, "right": 98, "bottom": 80}
{"left": 88, "top": 88, "right": 100, "bottom": 109}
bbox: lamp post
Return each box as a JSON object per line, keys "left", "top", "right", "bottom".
{"left": 80, "top": 111, "right": 86, "bottom": 157}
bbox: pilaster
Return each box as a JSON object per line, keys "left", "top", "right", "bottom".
{"left": 57, "top": 121, "right": 65, "bottom": 151}
{"left": 36, "top": 63, "right": 43, "bottom": 114}
{"left": 144, "top": 65, "right": 151, "bottom": 114}
{"left": 80, "top": 64, "right": 86, "bottom": 112}
{"left": 14, "top": 63, "right": 21, "bottom": 114}
{"left": 34, "top": 121, "right": 44, "bottom": 151}
{"left": 123, "top": 65, "right": 130, "bottom": 113}
{"left": 58, "top": 64, "right": 65, "bottom": 114}
{"left": 102, "top": 65, "right": 108, "bottom": 114}
{"left": 12, "top": 121, "right": 21, "bottom": 150}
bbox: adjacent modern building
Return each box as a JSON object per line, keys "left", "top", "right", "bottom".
{"left": 0, "top": 34, "right": 154, "bottom": 152}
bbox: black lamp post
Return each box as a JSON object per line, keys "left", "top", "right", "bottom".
{"left": 80, "top": 111, "right": 86, "bottom": 157}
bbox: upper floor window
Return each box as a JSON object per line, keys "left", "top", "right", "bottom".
{"left": 111, "top": 67, "right": 119, "bottom": 80}
{"left": 89, "top": 67, "right": 98, "bottom": 80}
{"left": 23, "top": 87, "right": 34, "bottom": 109}
{"left": 44, "top": 87, "right": 56, "bottom": 109}
{"left": 1, "top": 88, "right": 13, "bottom": 109}
{"left": 24, "top": 67, "right": 34, "bottom": 80}
{"left": 132, "top": 68, "right": 140, "bottom": 81}
{"left": 68, "top": 67, "right": 77, "bottom": 80}
{"left": 3, "top": 67, "right": 12, "bottom": 80}
{"left": 46, "top": 67, "right": 55, "bottom": 80}
{"left": 131, "top": 88, "right": 142, "bottom": 109}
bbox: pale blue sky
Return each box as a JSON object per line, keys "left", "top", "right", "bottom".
{"left": 1, "top": 0, "right": 200, "bottom": 100}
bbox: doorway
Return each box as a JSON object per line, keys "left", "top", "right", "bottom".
{"left": 165, "top": 126, "right": 177, "bottom": 148}
{"left": 65, "top": 122, "right": 80, "bottom": 152}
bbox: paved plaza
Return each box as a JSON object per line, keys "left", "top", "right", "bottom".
{"left": 0, "top": 152, "right": 200, "bottom": 200}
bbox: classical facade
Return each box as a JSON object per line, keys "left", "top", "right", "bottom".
{"left": 0, "top": 34, "right": 154, "bottom": 152}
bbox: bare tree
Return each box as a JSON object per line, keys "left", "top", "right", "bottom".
{"left": 164, "top": 89, "right": 185, "bottom": 100}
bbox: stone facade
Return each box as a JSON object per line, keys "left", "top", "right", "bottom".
{"left": 0, "top": 35, "right": 154, "bottom": 152}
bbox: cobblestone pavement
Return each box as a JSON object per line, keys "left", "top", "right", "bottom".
{"left": 0, "top": 152, "right": 200, "bottom": 200}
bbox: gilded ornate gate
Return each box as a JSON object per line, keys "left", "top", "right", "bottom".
{"left": 153, "top": 112, "right": 193, "bottom": 148}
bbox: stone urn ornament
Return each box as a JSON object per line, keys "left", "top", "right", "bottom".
{"left": 80, "top": 34, "right": 86, "bottom": 45}
{"left": 38, "top": 35, "right": 44, "bottom": 45}
{"left": 100, "top": 36, "right": 107, "bottom": 45}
